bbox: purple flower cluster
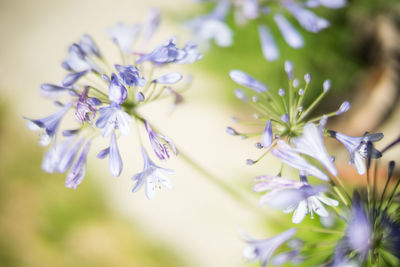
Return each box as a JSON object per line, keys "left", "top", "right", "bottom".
{"left": 229, "top": 61, "right": 400, "bottom": 266}
{"left": 189, "top": 0, "right": 346, "bottom": 60}
{"left": 25, "top": 11, "right": 201, "bottom": 198}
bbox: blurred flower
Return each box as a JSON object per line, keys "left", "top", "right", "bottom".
{"left": 189, "top": 0, "right": 346, "bottom": 60}
{"left": 25, "top": 10, "right": 201, "bottom": 192}
{"left": 240, "top": 228, "right": 297, "bottom": 267}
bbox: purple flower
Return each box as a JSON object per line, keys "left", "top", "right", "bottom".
{"left": 25, "top": 102, "right": 73, "bottom": 145}
{"left": 131, "top": 147, "right": 173, "bottom": 200}
{"left": 137, "top": 38, "right": 185, "bottom": 64}
{"left": 333, "top": 192, "right": 371, "bottom": 266}
{"left": 65, "top": 140, "right": 91, "bottom": 189}
{"left": 188, "top": 0, "right": 233, "bottom": 47}
{"left": 261, "top": 120, "right": 273, "bottom": 148}
{"left": 274, "top": 13, "right": 304, "bottom": 49}
{"left": 41, "top": 137, "right": 75, "bottom": 173}
{"left": 229, "top": 70, "right": 268, "bottom": 93}
{"left": 174, "top": 41, "right": 203, "bottom": 64}
{"left": 240, "top": 228, "right": 297, "bottom": 267}
{"left": 107, "top": 22, "right": 139, "bottom": 54}
{"left": 108, "top": 132, "right": 123, "bottom": 177}
{"left": 271, "top": 140, "right": 329, "bottom": 181}
{"left": 108, "top": 73, "right": 128, "bottom": 104}
{"left": 254, "top": 175, "right": 337, "bottom": 223}
{"left": 95, "top": 103, "right": 132, "bottom": 137}
{"left": 329, "top": 131, "right": 383, "bottom": 174}
{"left": 292, "top": 123, "right": 337, "bottom": 177}
{"left": 144, "top": 120, "right": 174, "bottom": 160}
{"left": 115, "top": 64, "right": 146, "bottom": 87}
{"left": 75, "top": 87, "right": 98, "bottom": 124}
{"left": 79, "top": 34, "right": 101, "bottom": 58}
{"left": 56, "top": 138, "right": 85, "bottom": 173}
{"left": 258, "top": 25, "right": 279, "bottom": 61}
{"left": 62, "top": 44, "right": 92, "bottom": 72}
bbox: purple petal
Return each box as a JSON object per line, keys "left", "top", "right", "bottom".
{"left": 62, "top": 70, "right": 88, "bottom": 87}
{"left": 109, "top": 132, "right": 123, "bottom": 177}
{"left": 153, "top": 72, "right": 183, "bottom": 84}
{"left": 65, "top": 140, "right": 91, "bottom": 189}
{"left": 261, "top": 120, "right": 273, "bottom": 148}
{"left": 229, "top": 70, "right": 268, "bottom": 93}
{"left": 274, "top": 13, "right": 304, "bottom": 48}
{"left": 258, "top": 25, "right": 279, "bottom": 61}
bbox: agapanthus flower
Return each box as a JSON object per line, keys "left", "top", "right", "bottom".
{"left": 240, "top": 228, "right": 297, "bottom": 267}
{"left": 254, "top": 174, "right": 338, "bottom": 223}
{"left": 189, "top": 0, "right": 346, "bottom": 60}
{"left": 227, "top": 60, "right": 350, "bottom": 172}
{"left": 329, "top": 130, "right": 383, "bottom": 174}
{"left": 131, "top": 146, "right": 174, "bottom": 200}
{"left": 25, "top": 10, "right": 201, "bottom": 194}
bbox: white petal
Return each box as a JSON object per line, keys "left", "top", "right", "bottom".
{"left": 292, "top": 201, "right": 307, "bottom": 224}
{"left": 354, "top": 152, "right": 366, "bottom": 175}
{"left": 317, "top": 195, "right": 339, "bottom": 207}
{"left": 145, "top": 178, "right": 157, "bottom": 200}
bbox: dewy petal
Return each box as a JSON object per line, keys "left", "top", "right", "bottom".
{"left": 258, "top": 24, "right": 279, "bottom": 61}
{"left": 261, "top": 120, "right": 273, "bottom": 148}
{"left": 229, "top": 70, "right": 268, "bottom": 93}
{"left": 153, "top": 72, "right": 183, "bottom": 84}
{"left": 109, "top": 132, "right": 123, "bottom": 177}
{"left": 274, "top": 13, "right": 304, "bottom": 48}
{"left": 292, "top": 123, "right": 337, "bottom": 176}
{"left": 65, "top": 140, "right": 91, "bottom": 189}
{"left": 271, "top": 140, "right": 329, "bottom": 181}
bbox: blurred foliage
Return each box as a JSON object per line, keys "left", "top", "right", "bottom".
{"left": 0, "top": 102, "right": 188, "bottom": 267}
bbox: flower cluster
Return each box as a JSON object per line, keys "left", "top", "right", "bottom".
{"left": 188, "top": 0, "right": 346, "bottom": 60}
{"left": 229, "top": 62, "right": 400, "bottom": 266}
{"left": 25, "top": 10, "right": 202, "bottom": 199}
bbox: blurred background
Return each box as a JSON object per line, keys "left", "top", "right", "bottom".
{"left": 0, "top": 0, "right": 399, "bottom": 266}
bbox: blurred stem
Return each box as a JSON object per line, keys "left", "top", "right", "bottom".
{"left": 178, "top": 149, "right": 260, "bottom": 213}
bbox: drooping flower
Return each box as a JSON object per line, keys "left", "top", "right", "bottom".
{"left": 329, "top": 131, "right": 383, "bottom": 174}
{"left": 131, "top": 147, "right": 174, "bottom": 200}
{"left": 108, "top": 132, "right": 123, "bottom": 177}
{"left": 25, "top": 101, "right": 73, "bottom": 145}
{"left": 240, "top": 228, "right": 297, "bottom": 267}
{"left": 65, "top": 140, "right": 91, "bottom": 189}
{"left": 144, "top": 120, "right": 175, "bottom": 160}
